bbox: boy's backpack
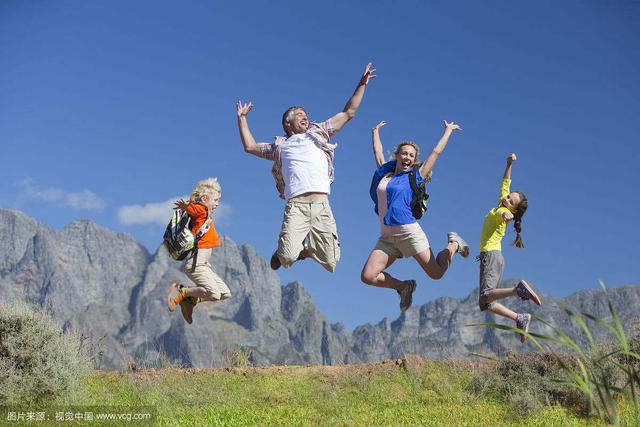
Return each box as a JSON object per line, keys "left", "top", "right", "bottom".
{"left": 409, "top": 165, "right": 429, "bottom": 220}
{"left": 163, "top": 209, "right": 211, "bottom": 268}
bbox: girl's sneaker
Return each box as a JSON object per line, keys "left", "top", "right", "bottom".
{"left": 516, "top": 313, "right": 532, "bottom": 343}
{"left": 447, "top": 232, "right": 470, "bottom": 258}
{"left": 515, "top": 280, "right": 541, "bottom": 305}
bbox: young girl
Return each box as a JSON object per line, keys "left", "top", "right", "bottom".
{"left": 478, "top": 154, "right": 540, "bottom": 342}
{"left": 361, "top": 120, "right": 470, "bottom": 312}
{"left": 166, "top": 177, "right": 231, "bottom": 324}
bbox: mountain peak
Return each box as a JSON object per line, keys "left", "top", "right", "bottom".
{"left": 1, "top": 209, "right": 638, "bottom": 369}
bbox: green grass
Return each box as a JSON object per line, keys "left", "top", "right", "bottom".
{"left": 41, "top": 359, "right": 621, "bottom": 426}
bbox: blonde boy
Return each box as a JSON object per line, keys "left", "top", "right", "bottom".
{"left": 166, "top": 177, "right": 231, "bottom": 324}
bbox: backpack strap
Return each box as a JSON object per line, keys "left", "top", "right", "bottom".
{"left": 409, "top": 165, "right": 420, "bottom": 194}
{"left": 190, "top": 207, "right": 212, "bottom": 273}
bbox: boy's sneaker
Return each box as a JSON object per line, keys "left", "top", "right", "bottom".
{"left": 398, "top": 280, "right": 417, "bottom": 312}
{"left": 179, "top": 297, "right": 197, "bottom": 325}
{"left": 270, "top": 251, "right": 281, "bottom": 270}
{"left": 516, "top": 313, "right": 532, "bottom": 343}
{"left": 166, "top": 282, "right": 184, "bottom": 312}
{"left": 515, "top": 280, "right": 542, "bottom": 305}
{"left": 447, "top": 232, "right": 470, "bottom": 258}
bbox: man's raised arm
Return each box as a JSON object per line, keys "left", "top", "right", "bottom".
{"left": 328, "top": 63, "right": 376, "bottom": 134}
{"left": 236, "top": 101, "right": 273, "bottom": 159}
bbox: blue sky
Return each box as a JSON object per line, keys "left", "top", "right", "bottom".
{"left": 1, "top": 1, "right": 639, "bottom": 329}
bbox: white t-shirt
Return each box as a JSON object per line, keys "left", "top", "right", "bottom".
{"left": 280, "top": 133, "right": 331, "bottom": 200}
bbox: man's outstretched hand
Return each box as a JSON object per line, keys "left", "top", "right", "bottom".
{"left": 359, "top": 63, "right": 376, "bottom": 86}
{"left": 236, "top": 101, "right": 253, "bottom": 118}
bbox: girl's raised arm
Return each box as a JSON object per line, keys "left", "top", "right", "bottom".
{"left": 504, "top": 153, "right": 516, "bottom": 179}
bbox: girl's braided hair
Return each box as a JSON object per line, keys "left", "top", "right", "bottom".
{"left": 512, "top": 191, "right": 528, "bottom": 248}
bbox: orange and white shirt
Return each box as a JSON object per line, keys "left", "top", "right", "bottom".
{"left": 185, "top": 203, "right": 220, "bottom": 249}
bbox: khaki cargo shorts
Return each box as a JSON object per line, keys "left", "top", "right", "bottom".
{"left": 183, "top": 253, "right": 231, "bottom": 300}
{"left": 277, "top": 199, "right": 341, "bottom": 272}
{"left": 374, "top": 227, "right": 430, "bottom": 259}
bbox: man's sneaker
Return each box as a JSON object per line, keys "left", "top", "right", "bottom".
{"left": 271, "top": 247, "right": 307, "bottom": 270}
{"left": 516, "top": 313, "right": 532, "bottom": 343}
{"left": 270, "top": 251, "right": 281, "bottom": 270}
{"left": 398, "top": 280, "right": 417, "bottom": 312}
{"left": 166, "top": 282, "right": 184, "bottom": 312}
{"left": 447, "top": 232, "right": 470, "bottom": 258}
{"left": 179, "top": 297, "right": 197, "bottom": 325}
{"left": 515, "top": 280, "right": 542, "bottom": 305}
{"left": 297, "top": 245, "right": 309, "bottom": 261}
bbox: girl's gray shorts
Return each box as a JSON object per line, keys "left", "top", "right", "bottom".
{"left": 478, "top": 250, "right": 504, "bottom": 311}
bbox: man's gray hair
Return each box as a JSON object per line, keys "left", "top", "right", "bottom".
{"left": 281, "top": 106, "right": 307, "bottom": 136}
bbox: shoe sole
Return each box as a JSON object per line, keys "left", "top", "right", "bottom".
{"left": 166, "top": 283, "right": 180, "bottom": 312}
{"left": 460, "top": 247, "right": 470, "bottom": 258}
{"left": 520, "top": 280, "right": 541, "bottom": 305}
{"left": 179, "top": 300, "right": 194, "bottom": 325}
{"left": 400, "top": 280, "right": 416, "bottom": 312}
{"left": 270, "top": 252, "right": 281, "bottom": 270}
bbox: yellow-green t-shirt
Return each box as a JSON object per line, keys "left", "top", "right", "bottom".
{"left": 480, "top": 178, "right": 511, "bottom": 252}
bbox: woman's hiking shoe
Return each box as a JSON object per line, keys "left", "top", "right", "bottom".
{"left": 398, "top": 280, "right": 417, "bottom": 312}
{"left": 515, "top": 280, "right": 541, "bottom": 305}
{"left": 447, "top": 232, "right": 470, "bottom": 258}
{"left": 516, "top": 313, "right": 532, "bottom": 343}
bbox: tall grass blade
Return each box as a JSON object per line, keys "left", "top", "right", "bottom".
{"left": 563, "top": 307, "right": 594, "bottom": 346}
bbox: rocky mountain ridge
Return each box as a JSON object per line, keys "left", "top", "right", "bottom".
{"left": 1, "top": 209, "right": 637, "bottom": 369}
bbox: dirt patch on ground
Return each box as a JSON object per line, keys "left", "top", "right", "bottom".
{"left": 94, "top": 356, "right": 492, "bottom": 383}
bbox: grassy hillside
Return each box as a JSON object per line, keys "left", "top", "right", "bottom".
{"left": 43, "top": 358, "right": 627, "bottom": 426}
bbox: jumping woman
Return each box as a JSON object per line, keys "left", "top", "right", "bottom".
{"left": 361, "top": 120, "right": 469, "bottom": 312}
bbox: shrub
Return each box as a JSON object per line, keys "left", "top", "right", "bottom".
{"left": 224, "top": 346, "right": 253, "bottom": 368}
{"left": 469, "top": 351, "right": 587, "bottom": 417}
{"left": 476, "top": 283, "right": 640, "bottom": 425}
{"left": 0, "top": 302, "right": 90, "bottom": 404}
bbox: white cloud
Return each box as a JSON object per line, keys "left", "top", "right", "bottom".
{"left": 18, "top": 178, "right": 106, "bottom": 212}
{"left": 117, "top": 196, "right": 233, "bottom": 226}
{"left": 213, "top": 203, "right": 233, "bottom": 225}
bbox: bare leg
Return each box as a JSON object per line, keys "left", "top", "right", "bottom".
{"left": 413, "top": 242, "right": 457, "bottom": 280}
{"left": 485, "top": 288, "right": 517, "bottom": 304}
{"left": 361, "top": 249, "right": 404, "bottom": 292}
{"left": 487, "top": 302, "right": 518, "bottom": 321}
